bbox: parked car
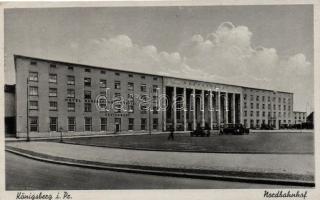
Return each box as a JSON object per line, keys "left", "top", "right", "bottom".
{"left": 190, "top": 126, "right": 210, "bottom": 137}
{"left": 220, "top": 124, "right": 249, "bottom": 135}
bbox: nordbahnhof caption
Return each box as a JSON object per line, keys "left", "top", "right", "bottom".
{"left": 11, "top": 55, "right": 303, "bottom": 137}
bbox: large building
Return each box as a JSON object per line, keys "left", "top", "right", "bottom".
{"left": 14, "top": 55, "right": 295, "bottom": 138}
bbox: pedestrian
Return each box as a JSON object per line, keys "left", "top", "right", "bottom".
{"left": 168, "top": 127, "right": 174, "bottom": 141}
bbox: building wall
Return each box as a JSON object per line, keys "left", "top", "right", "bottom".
{"left": 242, "top": 88, "right": 294, "bottom": 129}
{"left": 294, "top": 111, "right": 306, "bottom": 124}
{"left": 15, "top": 56, "right": 163, "bottom": 137}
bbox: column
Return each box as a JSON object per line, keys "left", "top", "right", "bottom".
{"left": 183, "top": 88, "right": 187, "bottom": 131}
{"left": 209, "top": 90, "right": 213, "bottom": 130}
{"left": 201, "top": 90, "right": 205, "bottom": 127}
{"left": 163, "top": 86, "right": 166, "bottom": 131}
{"left": 217, "top": 90, "right": 221, "bottom": 127}
{"left": 173, "top": 87, "right": 177, "bottom": 131}
{"left": 232, "top": 93, "right": 236, "bottom": 124}
{"left": 225, "top": 92, "right": 228, "bottom": 125}
{"left": 192, "top": 88, "right": 196, "bottom": 130}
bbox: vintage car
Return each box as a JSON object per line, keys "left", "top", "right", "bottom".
{"left": 190, "top": 127, "right": 211, "bottom": 137}
{"left": 220, "top": 124, "right": 249, "bottom": 135}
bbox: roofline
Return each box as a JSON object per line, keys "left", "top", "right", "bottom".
{"left": 14, "top": 54, "right": 293, "bottom": 94}
{"left": 293, "top": 111, "right": 307, "bottom": 113}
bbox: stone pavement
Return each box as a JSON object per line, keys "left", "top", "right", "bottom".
{"left": 6, "top": 141, "right": 314, "bottom": 177}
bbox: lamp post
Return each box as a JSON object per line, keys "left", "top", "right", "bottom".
{"left": 26, "top": 78, "right": 30, "bottom": 142}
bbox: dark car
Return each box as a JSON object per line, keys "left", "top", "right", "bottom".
{"left": 220, "top": 124, "right": 249, "bottom": 135}
{"left": 190, "top": 127, "right": 210, "bottom": 137}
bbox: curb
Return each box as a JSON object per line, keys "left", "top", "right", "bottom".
{"left": 5, "top": 147, "right": 315, "bottom": 187}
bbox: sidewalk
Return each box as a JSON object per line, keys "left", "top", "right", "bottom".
{"left": 5, "top": 141, "right": 314, "bottom": 186}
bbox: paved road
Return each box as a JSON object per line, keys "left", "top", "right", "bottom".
{"left": 6, "top": 152, "right": 300, "bottom": 190}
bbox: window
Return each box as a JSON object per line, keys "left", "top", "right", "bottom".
{"left": 128, "top": 82, "right": 134, "bottom": 91}
{"left": 100, "top": 79, "right": 107, "bottom": 88}
{"left": 268, "top": 112, "right": 271, "bottom": 117}
{"left": 29, "top": 72, "right": 38, "bottom": 82}
{"left": 84, "top": 103, "right": 92, "bottom": 112}
{"left": 49, "top": 88, "right": 57, "bottom": 97}
{"left": 284, "top": 105, "right": 286, "bottom": 110}
{"left": 250, "top": 111, "right": 253, "bottom": 117}
{"left": 244, "top": 111, "right": 247, "bottom": 117}
{"left": 278, "top": 97, "right": 281, "bottom": 103}
{"left": 244, "top": 119, "right": 247, "bottom": 128}
{"left": 262, "top": 111, "right": 265, "bottom": 117}
{"left": 256, "top": 96, "right": 259, "bottom": 101}
{"left": 68, "top": 66, "right": 74, "bottom": 71}
{"left": 85, "top": 68, "right": 91, "bottom": 73}
{"left": 268, "top": 104, "right": 271, "bottom": 109}
{"left": 115, "top": 72, "right": 120, "bottom": 76}
{"left": 50, "top": 64, "right": 56, "bottom": 69}
{"left": 244, "top": 102, "right": 247, "bottom": 109}
{"left": 256, "top": 103, "right": 259, "bottom": 109}
{"left": 153, "top": 118, "right": 158, "bottom": 130}
{"left": 250, "top": 95, "right": 253, "bottom": 101}
{"left": 250, "top": 103, "right": 253, "bottom": 109}
{"left": 256, "top": 111, "right": 260, "bottom": 117}
{"left": 68, "top": 117, "right": 76, "bottom": 131}
{"left": 114, "top": 81, "right": 121, "bottom": 89}
{"left": 29, "top": 117, "right": 38, "bottom": 132}
{"left": 262, "top": 104, "right": 265, "bottom": 109}
{"left": 262, "top": 96, "right": 265, "bottom": 101}
{"left": 283, "top": 98, "right": 286, "bottom": 103}
{"left": 268, "top": 96, "right": 271, "bottom": 102}
{"left": 273, "top": 105, "right": 276, "bottom": 110}
{"left": 30, "top": 60, "right": 37, "bottom": 65}
{"left": 49, "top": 101, "right": 57, "bottom": 111}
{"left": 49, "top": 117, "right": 58, "bottom": 132}
{"left": 100, "top": 70, "right": 106, "bottom": 74}
{"left": 256, "top": 120, "right": 260, "bottom": 127}
{"left": 128, "top": 74, "right": 133, "bottom": 78}
{"left": 84, "top": 117, "right": 92, "bottom": 131}
{"left": 67, "top": 76, "right": 75, "bottom": 85}
{"left": 278, "top": 105, "right": 281, "bottom": 110}
{"left": 29, "top": 101, "right": 38, "bottom": 110}
{"left": 141, "top": 118, "right": 147, "bottom": 130}
{"left": 84, "top": 77, "right": 91, "bottom": 87}
{"left": 67, "top": 89, "right": 75, "bottom": 98}
{"left": 101, "top": 117, "right": 107, "bottom": 131}
{"left": 140, "top": 95, "right": 147, "bottom": 114}
{"left": 278, "top": 112, "right": 281, "bottom": 117}
{"left": 141, "top": 84, "right": 147, "bottom": 92}
{"left": 141, "top": 75, "right": 145, "bottom": 79}
{"left": 128, "top": 118, "right": 134, "bottom": 130}
{"left": 29, "top": 86, "right": 38, "bottom": 96}
{"left": 152, "top": 85, "right": 158, "bottom": 93}
{"left": 250, "top": 119, "right": 254, "bottom": 128}
{"left": 84, "top": 90, "right": 91, "bottom": 99}
{"left": 68, "top": 102, "right": 75, "bottom": 112}
{"left": 243, "top": 94, "right": 247, "bottom": 100}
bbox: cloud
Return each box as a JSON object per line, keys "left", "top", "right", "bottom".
{"left": 68, "top": 22, "right": 313, "bottom": 111}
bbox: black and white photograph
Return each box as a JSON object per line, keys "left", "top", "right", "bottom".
{"left": 2, "top": 1, "right": 319, "bottom": 199}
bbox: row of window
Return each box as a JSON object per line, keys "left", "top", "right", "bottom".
{"left": 243, "top": 119, "right": 291, "bottom": 128}
{"left": 29, "top": 116, "right": 159, "bottom": 132}
{"left": 243, "top": 94, "right": 291, "bottom": 104}
{"left": 29, "top": 100, "right": 159, "bottom": 114}
{"left": 244, "top": 110, "right": 291, "bottom": 118}
{"left": 244, "top": 102, "right": 291, "bottom": 111}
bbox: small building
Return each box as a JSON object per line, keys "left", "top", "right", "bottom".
{"left": 293, "top": 111, "right": 307, "bottom": 124}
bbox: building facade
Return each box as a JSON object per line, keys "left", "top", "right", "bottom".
{"left": 5, "top": 84, "right": 16, "bottom": 135}
{"left": 14, "top": 55, "right": 294, "bottom": 137}
{"left": 294, "top": 111, "right": 307, "bottom": 124}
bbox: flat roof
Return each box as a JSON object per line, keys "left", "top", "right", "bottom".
{"left": 14, "top": 54, "right": 293, "bottom": 94}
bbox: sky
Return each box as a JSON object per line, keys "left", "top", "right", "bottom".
{"left": 4, "top": 5, "right": 314, "bottom": 112}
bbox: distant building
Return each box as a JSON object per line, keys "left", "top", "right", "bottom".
{"left": 293, "top": 111, "right": 307, "bottom": 124}
{"left": 5, "top": 84, "right": 16, "bottom": 135}
{"left": 13, "top": 55, "right": 295, "bottom": 138}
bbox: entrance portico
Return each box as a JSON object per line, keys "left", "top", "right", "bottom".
{"left": 163, "top": 77, "right": 242, "bottom": 131}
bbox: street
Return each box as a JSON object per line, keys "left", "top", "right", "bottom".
{"left": 6, "top": 152, "right": 301, "bottom": 190}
